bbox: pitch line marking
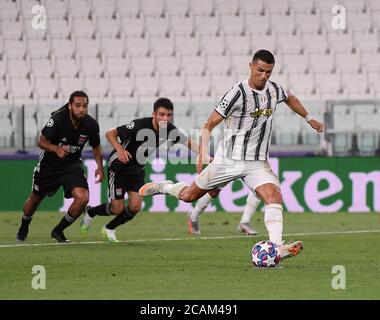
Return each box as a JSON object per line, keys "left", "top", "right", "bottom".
{"left": 0, "top": 229, "right": 380, "bottom": 249}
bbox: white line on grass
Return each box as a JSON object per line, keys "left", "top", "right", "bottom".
{"left": 1, "top": 229, "right": 380, "bottom": 249}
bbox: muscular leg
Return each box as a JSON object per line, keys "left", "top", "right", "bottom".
{"left": 106, "top": 192, "right": 142, "bottom": 230}
{"left": 16, "top": 192, "right": 45, "bottom": 241}
{"left": 255, "top": 183, "right": 283, "bottom": 245}
{"left": 52, "top": 187, "right": 89, "bottom": 241}
{"left": 189, "top": 189, "right": 220, "bottom": 221}
{"left": 164, "top": 181, "right": 209, "bottom": 202}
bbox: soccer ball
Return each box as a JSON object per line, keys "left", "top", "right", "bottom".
{"left": 251, "top": 240, "right": 281, "bottom": 268}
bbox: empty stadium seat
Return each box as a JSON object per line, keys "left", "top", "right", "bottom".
{"left": 30, "top": 58, "right": 54, "bottom": 78}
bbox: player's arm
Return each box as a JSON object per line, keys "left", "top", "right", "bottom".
{"left": 105, "top": 128, "right": 132, "bottom": 164}
{"left": 91, "top": 145, "right": 104, "bottom": 183}
{"left": 197, "top": 111, "right": 224, "bottom": 173}
{"left": 284, "top": 91, "right": 324, "bottom": 133}
{"left": 37, "top": 134, "right": 69, "bottom": 158}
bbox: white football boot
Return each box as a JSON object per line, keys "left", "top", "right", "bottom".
{"left": 138, "top": 180, "right": 173, "bottom": 197}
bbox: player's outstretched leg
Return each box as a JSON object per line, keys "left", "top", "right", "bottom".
{"left": 139, "top": 180, "right": 175, "bottom": 196}
{"left": 278, "top": 241, "right": 304, "bottom": 260}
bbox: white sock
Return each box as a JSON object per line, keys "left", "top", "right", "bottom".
{"left": 240, "top": 192, "right": 260, "bottom": 224}
{"left": 190, "top": 193, "right": 213, "bottom": 221}
{"left": 163, "top": 182, "right": 189, "bottom": 199}
{"left": 264, "top": 203, "right": 283, "bottom": 246}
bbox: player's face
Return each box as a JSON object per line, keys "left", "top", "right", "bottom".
{"left": 153, "top": 107, "right": 173, "bottom": 128}
{"left": 249, "top": 60, "right": 274, "bottom": 90}
{"left": 69, "top": 96, "right": 88, "bottom": 121}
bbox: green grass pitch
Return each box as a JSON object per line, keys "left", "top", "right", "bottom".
{"left": 0, "top": 211, "right": 380, "bottom": 299}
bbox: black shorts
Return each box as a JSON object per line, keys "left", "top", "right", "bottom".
{"left": 108, "top": 167, "right": 145, "bottom": 200}
{"left": 32, "top": 166, "right": 88, "bottom": 199}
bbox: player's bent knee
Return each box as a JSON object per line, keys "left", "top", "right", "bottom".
{"left": 128, "top": 204, "right": 141, "bottom": 214}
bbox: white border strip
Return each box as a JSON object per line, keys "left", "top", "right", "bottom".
{"left": 1, "top": 229, "right": 380, "bottom": 249}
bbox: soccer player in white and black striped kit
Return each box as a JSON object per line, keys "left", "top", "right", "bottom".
{"left": 140, "top": 50, "right": 324, "bottom": 261}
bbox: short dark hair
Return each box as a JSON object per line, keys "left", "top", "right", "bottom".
{"left": 252, "top": 50, "right": 275, "bottom": 64}
{"left": 153, "top": 97, "right": 174, "bottom": 112}
{"left": 69, "top": 90, "right": 89, "bottom": 104}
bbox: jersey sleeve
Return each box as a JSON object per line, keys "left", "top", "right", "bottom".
{"left": 271, "top": 81, "right": 289, "bottom": 104}
{"left": 89, "top": 121, "right": 101, "bottom": 148}
{"left": 116, "top": 119, "right": 138, "bottom": 141}
{"left": 214, "top": 84, "right": 241, "bottom": 118}
{"left": 167, "top": 123, "right": 188, "bottom": 145}
{"left": 41, "top": 115, "right": 58, "bottom": 141}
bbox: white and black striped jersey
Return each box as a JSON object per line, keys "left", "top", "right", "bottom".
{"left": 214, "top": 79, "right": 288, "bottom": 161}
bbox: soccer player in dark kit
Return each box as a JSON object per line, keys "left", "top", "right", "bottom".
{"left": 16, "top": 90, "right": 104, "bottom": 243}
{"left": 80, "top": 97, "right": 198, "bottom": 242}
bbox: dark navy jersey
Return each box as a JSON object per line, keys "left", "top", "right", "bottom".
{"left": 37, "top": 107, "right": 100, "bottom": 171}
{"left": 107, "top": 117, "right": 187, "bottom": 173}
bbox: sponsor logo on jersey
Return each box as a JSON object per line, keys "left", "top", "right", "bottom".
{"left": 78, "top": 134, "right": 87, "bottom": 145}
{"left": 116, "top": 188, "right": 122, "bottom": 196}
{"left": 250, "top": 107, "right": 273, "bottom": 118}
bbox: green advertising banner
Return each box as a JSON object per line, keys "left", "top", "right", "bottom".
{"left": 0, "top": 157, "right": 379, "bottom": 212}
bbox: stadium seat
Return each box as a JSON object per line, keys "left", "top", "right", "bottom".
{"left": 3, "top": 39, "right": 27, "bottom": 60}
{"left": 51, "top": 38, "right": 75, "bottom": 59}
{"left": 295, "top": 12, "right": 321, "bottom": 34}
{"left": 150, "top": 36, "right": 175, "bottom": 56}
{"left": 91, "top": 0, "right": 117, "bottom": 19}
{"left": 83, "top": 76, "right": 109, "bottom": 100}
{"left": 1, "top": 19, "right": 23, "bottom": 40}
{"left": 6, "top": 59, "right": 30, "bottom": 79}
{"left": 48, "top": 18, "right": 71, "bottom": 39}
{"left": 169, "top": 15, "right": 195, "bottom": 37}
{"left": 184, "top": 75, "right": 211, "bottom": 97}
{"left": 79, "top": 57, "right": 104, "bottom": 78}
{"left": 281, "top": 53, "right": 309, "bottom": 74}
{"left": 71, "top": 18, "right": 96, "bottom": 39}
{"left": 243, "top": 13, "right": 270, "bottom": 35}
{"left": 120, "top": 16, "right": 145, "bottom": 38}
{"left": 27, "top": 39, "right": 51, "bottom": 59}
{"left": 155, "top": 56, "right": 180, "bottom": 76}
{"left": 134, "top": 75, "right": 160, "bottom": 100}
{"left": 194, "top": 15, "right": 220, "bottom": 37}
{"left": 30, "top": 58, "right": 55, "bottom": 79}
{"left": 100, "top": 38, "right": 126, "bottom": 58}
{"left": 215, "top": 0, "right": 239, "bottom": 16}
{"left": 57, "top": 77, "right": 84, "bottom": 99}
{"left": 230, "top": 54, "right": 252, "bottom": 76}
{"left": 224, "top": 34, "right": 251, "bottom": 55}
{"left": 104, "top": 56, "right": 130, "bottom": 77}
{"left": 276, "top": 34, "right": 303, "bottom": 54}
{"left": 74, "top": 38, "right": 100, "bottom": 58}
{"left": 144, "top": 17, "right": 170, "bottom": 37}
{"left": 95, "top": 17, "right": 120, "bottom": 39}
{"left": 327, "top": 31, "right": 354, "bottom": 53}
{"left": 341, "top": 72, "right": 371, "bottom": 99}
{"left": 199, "top": 35, "right": 226, "bottom": 55}
{"left": 33, "top": 77, "right": 59, "bottom": 102}
{"left": 204, "top": 54, "right": 232, "bottom": 76}
{"left": 309, "top": 53, "right": 335, "bottom": 73}
{"left": 129, "top": 56, "right": 156, "bottom": 76}
{"left": 302, "top": 32, "right": 329, "bottom": 54}
{"left": 238, "top": 0, "right": 265, "bottom": 15}
{"left": 159, "top": 75, "right": 186, "bottom": 97}
{"left": 0, "top": 0, "right": 19, "bottom": 21}
{"left": 44, "top": 0, "right": 68, "bottom": 19}
{"left": 179, "top": 55, "right": 206, "bottom": 76}
{"left": 335, "top": 52, "right": 361, "bottom": 73}
{"left": 353, "top": 31, "right": 379, "bottom": 53}
{"left": 270, "top": 13, "right": 296, "bottom": 35}
{"left": 209, "top": 74, "right": 237, "bottom": 98}
{"left": 188, "top": 0, "right": 215, "bottom": 16}
{"left": 141, "top": 0, "right": 166, "bottom": 17}
{"left": 174, "top": 35, "right": 201, "bottom": 56}
{"left": 250, "top": 34, "right": 277, "bottom": 55}
{"left": 108, "top": 76, "right": 135, "bottom": 99}
{"left": 67, "top": 0, "right": 91, "bottom": 19}
{"left": 54, "top": 57, "right": 79, "bottom": 78}
{"left": 125, "top": 36, "right": 151, "bottom": 57}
